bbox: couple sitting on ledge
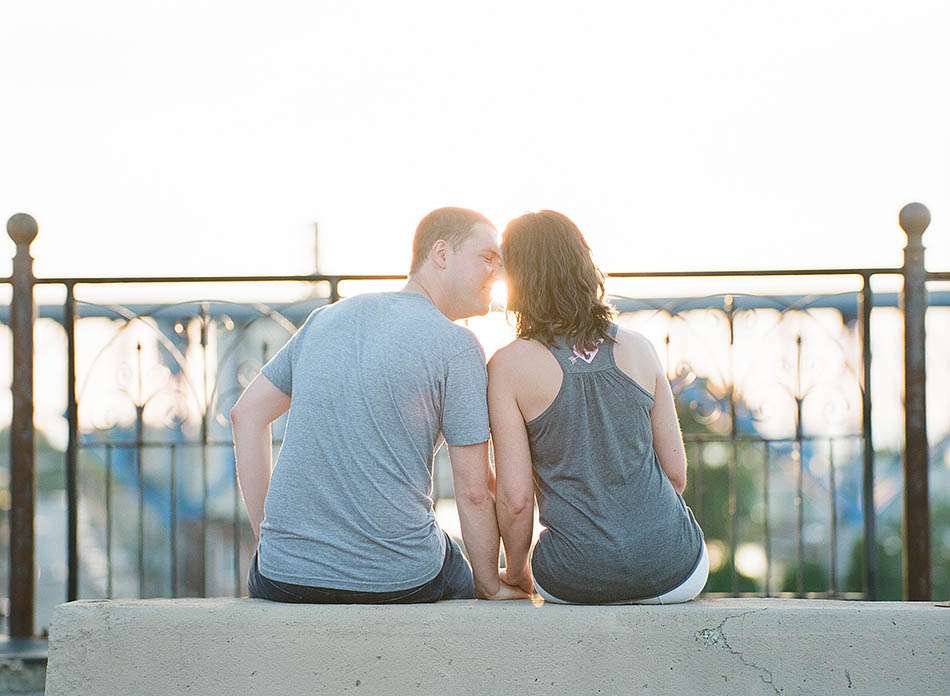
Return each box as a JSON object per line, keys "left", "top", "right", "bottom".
{"left": 231, "top": 207, "right": 707, "bottom": 605}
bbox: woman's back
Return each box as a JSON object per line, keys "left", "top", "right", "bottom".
{"left": 509, "top": 324, "right": 703, "bottom": 603}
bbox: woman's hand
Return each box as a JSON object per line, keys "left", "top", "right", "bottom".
{"left": 499, "top": 564, "right": 534, "bottom": 596}
{"left": 478, "top": 579, "right": 531, "bottom": 601}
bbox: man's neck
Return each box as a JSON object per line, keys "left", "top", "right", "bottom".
{"left": 402, "top": 274, "right": 458, "bottom": 320}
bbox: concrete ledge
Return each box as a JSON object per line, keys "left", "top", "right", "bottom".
{"left": 47, "top": 598, "right": 949, "bottom": 695}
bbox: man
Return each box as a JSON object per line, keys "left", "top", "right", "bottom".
{"left": 231, "top": 207, "right": 526, "bottom": 603}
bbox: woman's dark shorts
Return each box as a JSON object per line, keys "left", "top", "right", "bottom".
{"left": 248, "top": 531, "right": 475, "bottom": 604}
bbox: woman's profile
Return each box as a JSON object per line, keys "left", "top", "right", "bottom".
{"left": 489, "top": 210, "right": 707, "bottom": 604}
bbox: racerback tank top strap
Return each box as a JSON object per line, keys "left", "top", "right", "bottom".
{"left": 545, "top": 322, "right": 619, "bottom": 374}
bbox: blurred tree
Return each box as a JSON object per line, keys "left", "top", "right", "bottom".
{"left": 844, "top": 501, "right": 950, "bottom": 601}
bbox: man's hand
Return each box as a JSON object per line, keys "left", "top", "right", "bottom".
{"left": 478, "top": 579, "right": 531, "bottom": 601}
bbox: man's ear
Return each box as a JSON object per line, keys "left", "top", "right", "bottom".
{"left": 429, "top": 239, "right": 449, "bottom": 270}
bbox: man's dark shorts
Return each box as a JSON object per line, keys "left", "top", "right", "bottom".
{"left": 248, "top": 531, "right": 475, "bottom": 604}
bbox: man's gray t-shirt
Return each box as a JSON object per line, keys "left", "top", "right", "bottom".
{"left": 257, "top": 291, "right": 489, "bottom": 591}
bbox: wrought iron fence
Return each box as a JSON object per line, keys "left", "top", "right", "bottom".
{"left": 2, "top": 204, "right": 946, "bottom": 638}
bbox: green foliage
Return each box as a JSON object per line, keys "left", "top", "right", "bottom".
{"left": 844, "top": 501, "right": 950, "bottom": 600}
{"left": 780, "top": 560, "right": 832, "bottom": 594}
{"left": 678, "top": 399, "right": 770, "bottom": 591}
{"left": 705, "top": 558, "right": 760, "bottom": 593}
{"left": 0, "top": 428, "right": 65, "bottom": 493}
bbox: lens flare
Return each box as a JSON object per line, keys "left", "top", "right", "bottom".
{"left": 706, "top": 539, "right": 727, "bottom": 573}
{"left": 735, "top": 542, "right": 768, "bottom": 579}
{"left": 490, "top": 279, "right": 508, "bottom": 308}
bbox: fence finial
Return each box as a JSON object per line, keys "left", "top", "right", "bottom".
{"left": 7, "top": 211, "right": 37, "bottom": 638}
{"left": 899, "top": 200, "right": 931, "bottom": 601}
{"left": 899, "top": 202, "right": 930, "bottom": 238}
{"left": 7, "top": 213, "right": 38, "bottom": 245}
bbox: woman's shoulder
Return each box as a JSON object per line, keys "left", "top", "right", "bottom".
{"left": 490, "top": 337, "right": 540, "bottom": 365}
{"left": 611, "top": 325, "right": 656, "bottom": 353}
{"left": 611, "top": 325, "right": 662, "bottom": 386}
{"left": 488, "top": 338, "right": 552, "bottom": 375}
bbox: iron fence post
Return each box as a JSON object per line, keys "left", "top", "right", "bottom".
{"left": 329, "top": 276, "right": 340, "bottom": 303}
{"left": 7, "top": 213, "right": 37, "bottom": 638}
{"left": 724, "top": 295, "right": 738, "bottom": 596}
{"left": 65, "top": 283, "right": 79, "bottom": 601}
{"left": 899, "top": 201, "right": 931, "bottom": 601}
{"left": 858, "top": 274, "right": 877, "bottom": 599}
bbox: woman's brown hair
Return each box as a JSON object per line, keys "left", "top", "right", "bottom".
{"left": 502, "top": 210, "right": 614, "bottom": 352}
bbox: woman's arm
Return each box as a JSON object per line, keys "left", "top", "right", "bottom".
{"left": 487, "top": 350, "right": 535, "bottom": 593}
{"left": 648, "top": 345, "right": 688, "bottom": 494}
{"left": 448, "top": 440, "right": 522, "bottom": 599}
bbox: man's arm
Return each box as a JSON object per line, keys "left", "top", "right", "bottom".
{"left": 230, "top": 374, "right": 291, "bottom": 541}
{"left": 487, "top": 353, "right": 535, "bottom": 594}
{"left": 448, "top": 441, "right": 528, "bottom": 600}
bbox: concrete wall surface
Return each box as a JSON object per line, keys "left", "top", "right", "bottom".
{"left": 46, "top": 598, "right": 948, "bottom": 696}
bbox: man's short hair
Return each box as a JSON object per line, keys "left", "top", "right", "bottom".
{"left": 410, "top": 207, "right": 493, "bottom": 274}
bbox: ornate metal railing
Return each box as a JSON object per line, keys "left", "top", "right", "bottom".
{"left": 2, "top": 203, "right": 944, "bottom": 638}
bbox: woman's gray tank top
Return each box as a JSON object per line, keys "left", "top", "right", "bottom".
{"left": 528, "top": 323, "right": 704, "bottom": 603}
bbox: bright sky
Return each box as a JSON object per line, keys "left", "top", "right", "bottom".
{"left": 1, "top": 1, "right": 948, "bottom": 281}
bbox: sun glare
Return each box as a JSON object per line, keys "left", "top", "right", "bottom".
{"left": 490, "top": 279, "right": 508, "bottom": 309}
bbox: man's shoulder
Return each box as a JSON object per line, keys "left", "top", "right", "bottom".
{"left": 427, "top": 324, "right": 481, "bottom": 370}
{"left": 351, "top": 292, "right": 483, "bottom": 360}
{"left": 319, "top": 292, "right": 432, "bottom": 326}
{"left": 385, "top": 297, "right": 482, "bottom": 357}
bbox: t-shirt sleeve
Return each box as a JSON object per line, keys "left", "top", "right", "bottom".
{"left": 260, "top": 308, "right": 321, "bottom": 397}
{"left": 261, "top": 333, "right": 295, "bottom": 396}
{"left": 442, "top": 343, "right": 490, "bottom": 446}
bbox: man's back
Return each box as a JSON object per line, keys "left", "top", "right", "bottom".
{"left": 257, "top": 291, "right": 488, "bottom": 591}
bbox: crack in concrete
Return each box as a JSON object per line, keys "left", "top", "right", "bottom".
{"left": 695, "top": 609, "right": 780, "bottom": 694}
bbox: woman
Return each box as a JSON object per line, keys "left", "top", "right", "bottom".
{"left": 488, "top": 210, "right": 707, "bottom": 604}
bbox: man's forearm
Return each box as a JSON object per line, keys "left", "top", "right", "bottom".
{"left": 455, "top": 495, "right": 502, "bottom": 597}
{"left": 233, "top": 419, "right": 273, "bottom": 541}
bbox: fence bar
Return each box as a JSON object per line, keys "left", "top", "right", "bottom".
{"left": 30, "top": 268, "right": 907, "bottom": 287}
{"left": 329, "top": 277, "right": 341, "bottom": 303}
{"left": 65, "top": 283, "right": 79, "bottom": 601}
{"left": 725, "top": 296, "right": 738, "bottom": 596}
{"left": 829, "top": 440, "right": 838, "bottom": 596}
{"left": 136, "top": 404, "right": 145, "bottom": 598}
{"left": 794, "top": 334, "right": 804, "bottom": 598}
{"left": 200, "top": 303, "right": 210, "bottom": 596}
{"left": 199, "top": 418, "right": 209, "bottom": 596}
{"left": 106, "top": 444, "right": 113, "bottom": 598}
{"left": 36, "top": 273, "right": 407, "bottom": 285}
{"left": 763, "top": 442, "right": 771, "bottom": 597}
{"left": 899, "top": 203, "right": 931, "bottom": 600}
{"left": 695, "top": 444, "right": 704, "bottom": 532}
{"left": 7, "top": 214, "right": 37, "bottom": 638}
{"left": 858, "top": 275, "right": 878, "bottom": 599}
{"left": 170, "top": 444, "right": 178, "bottom": 598}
